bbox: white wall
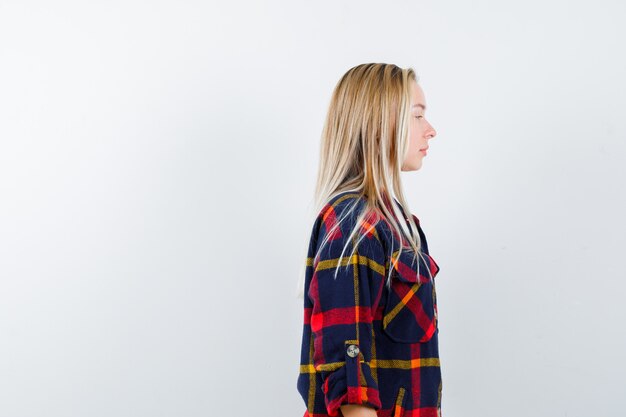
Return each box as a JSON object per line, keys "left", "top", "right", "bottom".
{"left": 1, "top": 1, "right": 625, "bottom": 416}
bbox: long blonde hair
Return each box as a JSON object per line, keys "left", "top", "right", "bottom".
{"left": 296, "top": 63, "right": 431, "bottom": 299}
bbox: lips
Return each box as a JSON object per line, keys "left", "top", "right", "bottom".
{"left": 420, "top": 147, "right": 429, "bottom": 151}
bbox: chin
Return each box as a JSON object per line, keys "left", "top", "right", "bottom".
{"left": 402, "top": 161, "right": 422, "bottom": 172}
{"left": 402, "top": 160, "right": 423, "bottom": 171}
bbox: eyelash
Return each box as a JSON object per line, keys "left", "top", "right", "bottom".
{"left": 415, "top": 116, "right": 423, "bottom": 119}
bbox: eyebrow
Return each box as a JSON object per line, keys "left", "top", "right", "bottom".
{"left": 412, "top": 104, "right": 427, "bottom": 110}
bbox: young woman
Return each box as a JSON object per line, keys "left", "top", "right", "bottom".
{"left": 296, "top": 63, "right": 442, "bottom": 417}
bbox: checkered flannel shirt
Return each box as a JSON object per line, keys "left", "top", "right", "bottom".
{"left": 297, "top": 191, "right": 443, "bottom": 417}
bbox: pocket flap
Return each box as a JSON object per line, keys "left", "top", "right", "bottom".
{"left": 383, "top": 249, "right": 440, "bottom": 343}
{"left": 389, "top": 247, "right": 440, "bottom": 283}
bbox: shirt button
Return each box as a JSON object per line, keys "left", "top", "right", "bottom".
{"left": 346, "top": 344, "right": 360, "bottom": 358}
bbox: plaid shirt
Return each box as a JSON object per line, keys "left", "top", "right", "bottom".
{"left": 297, "top": 192, "right": 442, "bottom": 417}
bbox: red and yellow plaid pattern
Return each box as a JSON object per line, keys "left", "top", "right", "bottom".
{"left": 297, "top": 192, "right": 443, "bottom": 417}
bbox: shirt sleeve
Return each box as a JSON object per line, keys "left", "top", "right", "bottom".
{"left": 307, "top": 212, "right": 386, "bottom": 416}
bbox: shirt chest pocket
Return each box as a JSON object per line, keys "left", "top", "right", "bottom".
{"left": 382, "top": 247, "right": 441, "bottom": 344}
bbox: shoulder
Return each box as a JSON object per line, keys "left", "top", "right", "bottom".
{"left": 312, "top": 192, "right": 363, "bottom": 245}
{"left": 325, "top": 190, "right": 366, "bottom": 212}
{"left": 311, "top": 191, "right": 384, "bottom": 251}
{"left": 318, "top": 192, "right": 397, "bottom": 255}
{"left": 312, "top": 191, "right": 361, "bottom": 224}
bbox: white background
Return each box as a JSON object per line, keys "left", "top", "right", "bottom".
{"left": 1, "top": 1, "right": 625, "bottom": 416}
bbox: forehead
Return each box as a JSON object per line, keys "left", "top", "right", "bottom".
{"left": 410, "top": 80, "right": 426, "bottom": 108}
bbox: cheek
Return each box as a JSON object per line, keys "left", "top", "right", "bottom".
{"left": 410, "top": 129, "right": 421, "bottom": 149}
{"left": 408, "top": 128, "right": 415, "bottom": 145}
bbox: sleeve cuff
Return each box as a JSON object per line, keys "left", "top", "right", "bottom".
{"left": 321, "top": 341, "right": 381, "bottom": 417}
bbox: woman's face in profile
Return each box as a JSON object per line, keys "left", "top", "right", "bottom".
{"left": 402, "top": 80, "right": 437, "bottom": 171}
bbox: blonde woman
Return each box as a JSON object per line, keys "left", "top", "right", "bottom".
{"left": 296, "top": 63, "right": 442, "bottom": 417}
